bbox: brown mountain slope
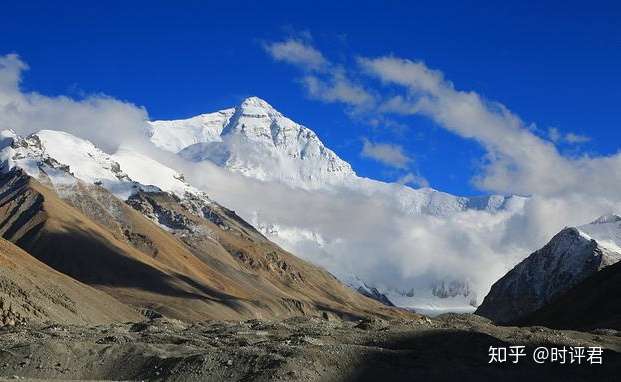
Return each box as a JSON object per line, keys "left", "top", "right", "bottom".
{"left": 0, "top": 169, "right": 408, "bottom": 321}
{"left": 0, "top": 236, "right": 140, "bottom": 327}
{"left": 126, "top": 190, "right": 402, "bottom": 320}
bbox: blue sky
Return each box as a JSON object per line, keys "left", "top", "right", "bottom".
{"left": 1, "top": 0, "right": 619, "bottom": 195}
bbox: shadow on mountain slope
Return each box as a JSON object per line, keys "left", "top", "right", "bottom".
{"left": 346, "top": 330, "right": 621, "bottom": 381}
{"left": 517, "top": 260, "right": 621, "bottom": 331}
{"left": 0, "top": 168, "right": 412, "bottom": 321}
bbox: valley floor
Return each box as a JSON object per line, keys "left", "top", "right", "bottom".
{"left": 0, "top": 314, "right": 620, "bottom": 381}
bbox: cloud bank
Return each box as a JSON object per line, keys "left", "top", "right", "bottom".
{"left": 0, "top": 54, "right": 149, "bottom": 153}
{"left": 259, "top": 39, "right": 621, "bottom": 296}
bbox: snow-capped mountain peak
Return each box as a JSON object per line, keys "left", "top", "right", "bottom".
{"left": 148, "top": 108, "right": 235, "bottom": 153}
{"left": 587, "top": 213, "right": 621, "bottom": 225}
{"left": 235, "top": 96, "right": 279, "bottom": 116}
{"left": 0, "top": 129, "right": 207, "bottom": 202}
{"left": 151, "top": 97, "right": 356, "bottom": 189}
{"left": 577, "top": 213, "right": 621, "bottom": 254}
{"left": 477, "top": 216, "right": 621, "bottom": 323}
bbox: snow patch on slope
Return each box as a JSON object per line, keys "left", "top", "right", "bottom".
{"left": 148, "top": 108, "right": 235, "bottom": 153}
{"left": 0, "top": 129, "right": 210, "bottom": 205}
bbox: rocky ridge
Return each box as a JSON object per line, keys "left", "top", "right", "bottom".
{"left": 477, "top": 217, "right": 621, "bottom": 323}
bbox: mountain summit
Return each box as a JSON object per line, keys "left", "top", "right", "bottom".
{"left": 149, "top": 96, "right": 355, "bottom": 189}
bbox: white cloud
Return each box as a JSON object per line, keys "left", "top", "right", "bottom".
{"left": 357, "top": 56, "right": 621, "bottom": 199}
{"left": 263, "top": 39, "right": 328, "bottom": 71}
{"left": 548, "top": 127, "right": 562, "bottom": 143}
{"left": 177, "top": 155, "right": 621, "bottom": 303}
{"left": 0, "top": 54, "right": 149, "bottom": 153}
{"left": 0, "top": 54, "right": 27, "bottom": 103}
{"left": 176, "top": 158, "right": 521, "bottom": 299}
{"left": 397, "top": 172, "right": 429, "bottom": 188}
{"left": 361, "top": 138, "right": 411, "bottom": 169}
{"left": 302, "top": 73, "right": 373, "bottom": 106}
{"left": 565, "top": 132, "right": 590, "bottom": 144}
{"left": 548, "top": 127, "right": 590, "bottom": 144}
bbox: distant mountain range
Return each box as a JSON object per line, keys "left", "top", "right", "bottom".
{"left": 147, "top": 96, "right": 527, "bottom": 312}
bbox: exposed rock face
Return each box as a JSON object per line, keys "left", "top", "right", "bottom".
{"left": 356, "top": 286, "right": 394, "bottom": 307}
{"left": 476, "top": 226, "right": 621, "bottom": 323}
{"left": 520, "top": 259, "right": 621, "bottom": 330}
{"left": 432, "top": 280, "right": 477, "bottom": 306}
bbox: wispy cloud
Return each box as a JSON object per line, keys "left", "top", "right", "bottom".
{"left": 263, "top": 38, "right": 613, "bottom": 199}
{"left": 264, "top": 38, "right": 375, "bottom": 109}
{"left": 397, "top": 172, "right": 429, "bottom": 188}
{"left": 302, "top": 73, "right": 373, "bottom": 106}
{"left": 548, "top": 127, "right": 590, "bottom": 144}
{"left": 263, "top": 39, "right": 328, "bottom": 71}
{"left": 357, "top": 56, "right": 621, "bottom": 199}
{"left": 565, "top": 132, "right": 590, "bottom": 144}
{"left": 361, "top": 138, "right": 412, "bottom": 169}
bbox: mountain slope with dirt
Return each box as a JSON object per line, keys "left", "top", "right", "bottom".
{"left": 0, "top": 236, "right": 140, "bottom": 328}
{"left": 0, "top": 163, "right": 404, "bottom": 322}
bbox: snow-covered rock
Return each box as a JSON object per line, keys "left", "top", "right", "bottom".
{"left": 148, "top": 108, "right": 235, "bottom": 153}
{"left": 0, "top": 129, "right": 213, "bottom": 215}
{"left": 383, "top": 289, "right": 478, "bottom": 316}
{"left": 152, "top": 97, "right": 355, "bottom": 189}
{"left": 476, "top": 215, "right": 621, "bottom": 323}
{"left": 336, "top": 273, "right": 394, "bottom": 307}
{"left": 337, "top": 275, "right": 478, "bottom": 316}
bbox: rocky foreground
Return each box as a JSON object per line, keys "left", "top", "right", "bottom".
{"left": 0, "top": 314, "right": 619, "bottom": 381}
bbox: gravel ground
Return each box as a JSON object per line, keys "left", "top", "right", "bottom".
{"left": 0, "top": 314, "right": 620, "bottom": 381}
